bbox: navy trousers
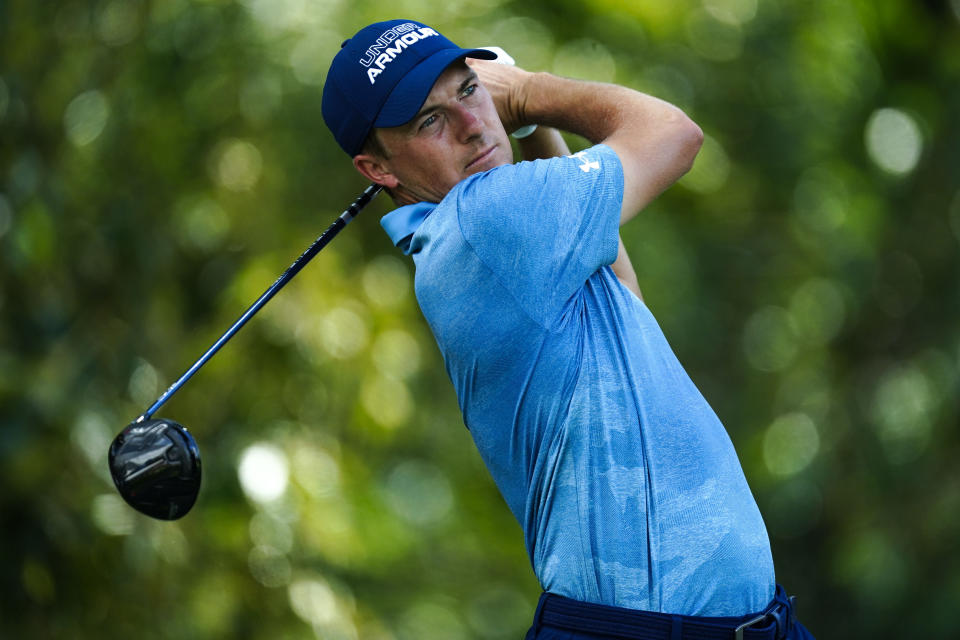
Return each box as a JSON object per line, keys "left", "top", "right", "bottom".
{"left": 525, "top": 585, "right": 815, "bottom": 640}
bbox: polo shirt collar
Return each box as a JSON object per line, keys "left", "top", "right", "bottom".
{"left": 380, "top": 201, "right": 436, "bottom": 255}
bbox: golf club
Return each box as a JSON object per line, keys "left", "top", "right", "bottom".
{"left": 109, "top": 183, "right": 382, "bottom": 520}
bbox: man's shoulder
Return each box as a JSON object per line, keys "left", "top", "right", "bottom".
{"left": 453, "top": 144, "right": 620, "bottom": 202}
{"left": 446, "top": 145, "right": 620, "bottom": 232}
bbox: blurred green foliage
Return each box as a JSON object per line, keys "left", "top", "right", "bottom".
{"left": 2, "top": 0, "right": 959, "bottom": 638}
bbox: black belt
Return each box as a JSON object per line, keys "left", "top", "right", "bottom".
{"left": 532, "top": 585, "right": 798, "bottom": 640}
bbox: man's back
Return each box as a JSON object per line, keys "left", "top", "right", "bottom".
{"left": 382, "top": 145, "right": 776, "bottom": 617}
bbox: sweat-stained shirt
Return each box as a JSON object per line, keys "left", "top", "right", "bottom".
{"left": 380, "top": 144, "right": 776, "bottom": 616}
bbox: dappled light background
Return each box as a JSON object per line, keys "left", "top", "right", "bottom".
{"left": 2, "top": 0, "right": 959, "bottom": 638}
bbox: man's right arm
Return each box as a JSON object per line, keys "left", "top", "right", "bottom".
{"left": 473, "top": 61, "right": 703, "bottom": 225}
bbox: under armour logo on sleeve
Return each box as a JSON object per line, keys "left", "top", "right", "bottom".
{"left": 567, "top": 151, "right": 601, "bottom": 173}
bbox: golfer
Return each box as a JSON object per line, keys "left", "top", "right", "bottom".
{"left": 322, "top": 19, "right": 814, "bottom": 640}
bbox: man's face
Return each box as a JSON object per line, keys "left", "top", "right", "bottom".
{"left": 355, "top": 61, "right": 513, "bottom": 204}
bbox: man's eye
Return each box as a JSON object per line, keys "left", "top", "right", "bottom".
{"left": 461, "top": 84, "right": 478, "bottom": 98}
{"left": 419, "top": 114, "right": 438, "bottom": 130}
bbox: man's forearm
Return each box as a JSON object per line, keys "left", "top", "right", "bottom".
{"left": 515, "top": 126, "right": 569, "bottom": 161}
{"left": 613, "top": 238, "right": 642, "bottom": 300}
{"left": 512, "top": 72, "right": 703, "bottom": 222}
{"left": 514, "top": 73, "right": 678, "bottom": 140}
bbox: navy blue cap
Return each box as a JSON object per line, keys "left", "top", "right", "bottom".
{"left": 322, "top": 19, "right": 497, "bottom": 156}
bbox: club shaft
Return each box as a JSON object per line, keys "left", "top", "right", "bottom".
{"left": 137, "top": 184, "right": 382, "bottom": 422}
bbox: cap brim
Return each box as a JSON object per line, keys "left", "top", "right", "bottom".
{"left": 374, "top": 47, "right": 497, "bottom": 129}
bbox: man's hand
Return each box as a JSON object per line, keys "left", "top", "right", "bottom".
{"left": 470, "top": 57, "right": 561, "bottom": 161}
{"left": 467, "top": 58, "right": 531, "bottom": 135}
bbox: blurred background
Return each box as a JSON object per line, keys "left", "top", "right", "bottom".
{"left": 2, "top": 0, "right": 959, "bottom": 637}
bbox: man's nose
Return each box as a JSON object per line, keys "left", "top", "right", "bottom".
{"left": 451, "top": 104, "right": 483, "bottom": 141}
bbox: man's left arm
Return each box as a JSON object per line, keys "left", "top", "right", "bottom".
{"left": 513, "top": 128, "right": 644, "bottom": 300}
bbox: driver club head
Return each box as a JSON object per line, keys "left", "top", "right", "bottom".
{"left": 108, "top": 418, "right": 202, "bottom": 520}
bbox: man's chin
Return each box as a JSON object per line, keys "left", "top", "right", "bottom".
{"left": 467, "top": 147, "right": 512, "bottom": 176}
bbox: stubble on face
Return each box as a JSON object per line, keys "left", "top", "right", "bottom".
{"left": 374, "top": 62, "right": 513, "bottom": 204}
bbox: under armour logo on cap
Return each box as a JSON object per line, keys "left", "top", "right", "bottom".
{"left": 359, "top": 22, "right": 441, "bottom": 85}
{"left": 322, "top": 19, "right": 497, "bottom": 156}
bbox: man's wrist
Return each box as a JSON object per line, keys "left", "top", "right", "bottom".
{"left": 512, "top": 71, "right": 562, "bottom": 133}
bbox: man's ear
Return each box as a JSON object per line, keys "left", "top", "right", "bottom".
{"left": 353, "top": 154, "right": 400, "bottom": 189}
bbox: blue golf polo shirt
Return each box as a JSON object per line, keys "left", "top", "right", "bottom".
{"left": 380, "top": 144, "right": 775, "bottom": 616}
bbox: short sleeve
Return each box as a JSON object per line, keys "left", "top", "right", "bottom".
{"left": 454, "top": 144, "right": 624, "bottom": 327}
